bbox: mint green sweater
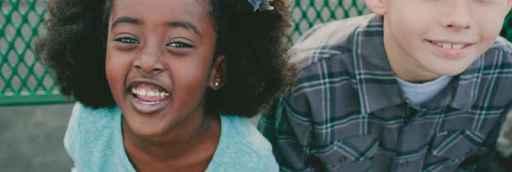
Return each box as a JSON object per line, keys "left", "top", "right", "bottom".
{"left": 64, "top": 103, "right": 279, "bottom": 172}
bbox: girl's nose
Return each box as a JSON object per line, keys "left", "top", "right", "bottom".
{"left": 133, "top": 49, "right": 164, "bottom": 76}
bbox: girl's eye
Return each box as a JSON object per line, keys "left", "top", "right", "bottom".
{"left": 166, "top": 41, "right": 193, "bottom": 49}
{"left": 113, "top": 36, "right": 139, "bottom": 45}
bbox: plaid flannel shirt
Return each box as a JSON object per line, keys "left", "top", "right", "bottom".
{"left": 259, "top": 14, "right": 512, "bottom": 172}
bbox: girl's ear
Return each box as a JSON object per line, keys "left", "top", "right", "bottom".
{"left": 208, "top": 55, "right": 225, "bottom": 90}
{"left": 363, "top": 0, "right": 387, "bottom": 16}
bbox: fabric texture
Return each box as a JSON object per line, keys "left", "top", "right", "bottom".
{"left": 258, "top": 14, "right": 512, "bottom": 172}
{"left": 65, "top": 103, "right": 279, "bottom": 172}
{"left": 396, "top": 75, "right": 453, "bottom": 105}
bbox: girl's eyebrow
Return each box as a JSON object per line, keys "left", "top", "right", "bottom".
{"left": 111, "top": 16, "right": 202, "bottom": 37}
{"left": 167, "top": 21, "right": 201, "bottom": 37}
{"left": 111, "top": 16, "right": 140, "bottom": 28}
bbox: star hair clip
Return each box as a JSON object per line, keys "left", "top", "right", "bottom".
{"left": 248, "top": 0, "right": 274, "bottom": 12}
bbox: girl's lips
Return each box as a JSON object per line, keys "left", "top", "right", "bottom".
{"left": 130, "top": 83, "right": 169, "bottom": 102}
{"left": 128, "top": 93, "right": 170, "bottom": 114}
{"left": 126, "top": 80, "right": 172, "bottom": 114}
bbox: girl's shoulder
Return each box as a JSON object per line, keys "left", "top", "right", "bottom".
{"left": 66, "top": 103, "right": 121, "bottom": 148}
{"left": 64, "top": 103, "right": 129, "bottom": 171}
{"left": 221, "top": 115, "right": 273, "bottom": 151}
{"left": 69, "top": 103, "right": 120, "bottom": 132}
{"left": 206, "top": 115, "right": 279, "bottom": 172}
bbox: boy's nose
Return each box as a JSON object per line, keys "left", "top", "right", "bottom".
{"left": 442, "top": 0, "right": 472, "bottom": 31}
{"left": 133, "top": 50, "right": 165, "bottom": 76}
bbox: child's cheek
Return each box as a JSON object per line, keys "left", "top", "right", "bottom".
{"left": 105, "top": 52, "right": 130, "bottom": 102}
{"left": 171, "top": 62, "right": 210, "bottom": 107}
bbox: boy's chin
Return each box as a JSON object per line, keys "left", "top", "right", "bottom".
{"left": 429, "top": 59, "right": 477, "bottom": 77}
{"left": 435, "top": 69, "right": 464, "bottom": 77}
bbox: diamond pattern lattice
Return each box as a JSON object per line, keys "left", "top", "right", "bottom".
{"left": 1, "top": 0, "right": 66, "bottom": 105}
{"left": 1, "top": 0, "right": 511, "bottom": 105}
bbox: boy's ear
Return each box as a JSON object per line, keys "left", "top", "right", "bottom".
{"left": 208, "top": 55, "right": 225, "bottom": 90}
{"left": 364, "top": 0, "right": 387, "bottom": 16}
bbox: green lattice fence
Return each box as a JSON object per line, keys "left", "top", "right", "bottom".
{"left": 1, "top": 0, "right": 511, "bottom": 106}
{"left": 288, "top": 0, "right": 368, "bottom": 41}
{"left": 0, "top": 0, "right": 70, "bottom": 106}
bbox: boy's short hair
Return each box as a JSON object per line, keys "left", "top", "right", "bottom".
{"left": 36, "top": 0, "right": 291, "bottom": 117}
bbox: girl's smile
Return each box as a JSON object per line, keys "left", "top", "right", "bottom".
{"left": 128, "top": 79, "right": 172, "bottom": 114}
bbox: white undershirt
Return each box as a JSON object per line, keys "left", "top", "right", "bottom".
{"left": 396, "top": 76, "right": 453, "bottom": 105}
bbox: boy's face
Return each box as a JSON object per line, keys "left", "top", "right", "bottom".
{"left": 106, "top": 0, "right": 221, "bottom": 138}
{"left": 367, "top": 0, "right": 511, "bottom": 81}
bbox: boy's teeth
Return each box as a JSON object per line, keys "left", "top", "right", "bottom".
{"left": 441, "top": 43, "right": 450, "bottom": 49}
{"left": 435, "top": 42, "right": 465, "bottom": 50}
{"left": 452, "top": 44, "right": 464, "bottom": 49}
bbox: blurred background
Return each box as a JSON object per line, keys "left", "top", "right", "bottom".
{"left": 1, "top": 0, "right": 512, "bottom": 171}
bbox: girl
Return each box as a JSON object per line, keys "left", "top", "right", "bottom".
{"left": 36, "top": 0, "right": 289, "bottom": 171}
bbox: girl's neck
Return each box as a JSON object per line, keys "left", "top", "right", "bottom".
{"left": 122, "top": 111, "right": 221, "bottom": 172}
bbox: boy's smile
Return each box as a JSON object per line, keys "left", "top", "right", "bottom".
{"left": 365, "top": 0, "right": 512, "bottom": 82}
{"left": 424, "top": 39, "right": 474, "bottom": 60}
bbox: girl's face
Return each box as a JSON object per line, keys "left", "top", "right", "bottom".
{"left": 106, "top": 0, "right": 220, "bottom": 137}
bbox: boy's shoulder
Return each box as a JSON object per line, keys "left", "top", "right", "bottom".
{"left": 290, "top": 14, "right": 381, "bottom": 72}
{"left": 292, "top": 14, "right": 373, "bottom": 50}
{"left": 464, "top": 37, "right": 512, "bottom": 74}
{"left": 489, "top": 37, "right": 512, "bottom": 55}
{"left": 456, "top": 37, "right": 512, "bottom": 110}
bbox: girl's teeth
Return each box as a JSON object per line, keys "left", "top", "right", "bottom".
{"left": 131, "top": 87, "right": 168, "bottom": 98}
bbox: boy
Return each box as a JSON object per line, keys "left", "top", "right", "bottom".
{"left": 259, "top": 0, "right": 512, "bottom": 171}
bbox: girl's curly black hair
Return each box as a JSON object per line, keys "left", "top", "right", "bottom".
{"left": 36, "top": 0, "right": 290, "bottom": 117}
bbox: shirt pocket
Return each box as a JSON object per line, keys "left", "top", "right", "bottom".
{"left": 311, "top": 134, "right": 378, "bottom": 171}
{"left": 425, "top": 130, "right": 484, "bottom": 172}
